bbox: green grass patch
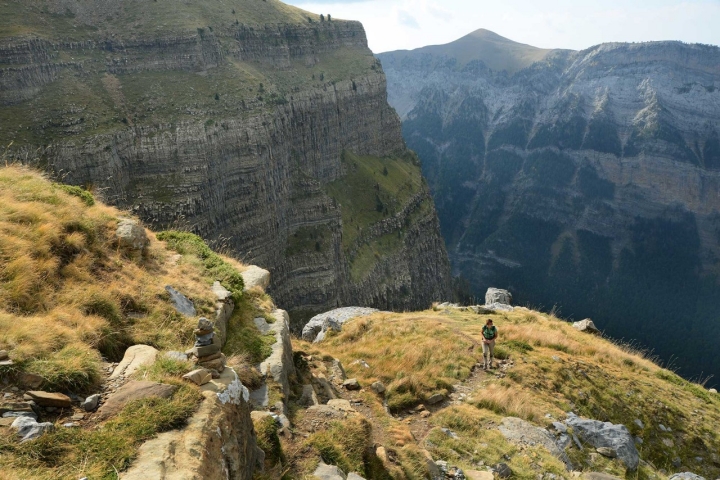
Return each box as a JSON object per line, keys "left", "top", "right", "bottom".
{"left": 306, "top": 417, "right": 372, "bottom": 476}
{"left": 25, "top": 344, "right": 102, "bottom": 392}
{"left": 53, "top": 184, "right": 95, "bottom": 206}
{"left": 0, "top": 380, "right": 202, "bottom": 479}
{"left": 157, "top": 231, "right": 244, "bottom": 300}
{"left": 223, "top": 296, "right": 275, "bottom": 364}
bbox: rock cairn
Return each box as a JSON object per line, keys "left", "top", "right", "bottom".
{"left": 188, "top": 317, "right": 226, "bottom": 377}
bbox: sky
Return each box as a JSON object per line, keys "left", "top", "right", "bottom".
{"left": 284, "top": 0, "right": 720, "bottom": 53}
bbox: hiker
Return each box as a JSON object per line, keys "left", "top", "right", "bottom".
{"left": 482, "top": 318, "right": 497, "bottom": 369}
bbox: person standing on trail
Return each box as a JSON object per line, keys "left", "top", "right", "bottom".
{"left": 482, "top": 318, "right": 497, "bottom": 370}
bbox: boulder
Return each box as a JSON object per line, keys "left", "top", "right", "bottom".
{"left": 597, "top": 447, "right": 617, "bottom": 458}
{"left": 183, "top": 369, "right": 213, "bottom": 386}
{"left": 485, "top": 288, "right": 512, "bottom": 306}
{"left": 25, "top": 391, "right": 72, "bottom": 408}
{"left": 709, "top": 388, "right": 717, "bottom": 394}
{"left": 116, "top": 219, "right": 149, "bottom": 253}
{"left": 111, "top": 345, "right": 159, "bottom": 379}
{"left": 81, "top": 394, "right": 101, "bottom": 412}
{"left": 241, "top": 265, "right": 271, "bottom": 291}
{"left": 165, "top": 286, "right": 196, "bottom": 317}
{"left": 565, "top": 413, "right": 639, "bottom": 470}
{"left": 97, "top": 381, "right": 177, "bottom": 420}
{"left": 371, "top": 381, "right": 386, "bottom": 394}
{"left": 301, "top": 307, "right": 379, "bottom": 343}
{"left": 573, "top": 319, "right": 601, "bottom": 335}
{"left": 427, "top": 393, "right": 445, "bottom": 405}
{"left": 669, "top": 474, "right": 706, "bottom": 480}
{"left": 342, "top": 378, "right": 361, "bottom": 391}
{"left": 493, "top": 463, "right": 513, "bottom": 478}
{"left": 499, "top": 417, "right": 571, "bottom": 468}
{"left": 18, "top": 372, "right": 45, "bottom": 389}
{"left": 313, "top": 462, "right": 347, "bottom": 480}
{"left": 11, "top": 416, "right": 54, "bottom": 442}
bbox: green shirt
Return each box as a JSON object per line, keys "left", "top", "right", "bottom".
{"left": 482, "top": 325, "right": 497, "bottom": 340}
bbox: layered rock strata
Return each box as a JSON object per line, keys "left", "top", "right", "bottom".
{"left": 0, "top": 0, "right": 451, "bottom": 320}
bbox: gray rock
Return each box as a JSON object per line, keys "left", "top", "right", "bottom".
{"left": 211, "top": 281, "right": 232, "bottom": 301}
{"left": 709, "top": 388, "right": 717, "bottom": 394}
{"left": 11, "top": 416, "right": 54, "bottom": 442}
{"left": 551, "top": 421, "right": 568, "bottom": 433}
{"left": 3, "top": 411, "right": 37, "bottom": 420}
{"left": 493, "top": 463, "right": 513, "bottom": 478}
{"left": 342, "top": 378, "right": 361, "bottom": 390}
{"left": 427, "top": 393, "right": 445, "bottom": 405}
{"left": 240, "top": 265, "right": 271, "bottom": 291}
{"left": 371, "top": 381, "right": 386, "bottom": 394}
{"left": 659, "top": 424, "right": 670, "bottom": 432}
{"left": 633, "top": 419, "right": 644, "bottom": 429}
{"left": 299, "top": 384, "right": 319, "bottom": 406}
{"left": 165, "top": 286, "right": 196, "bottom": 317}
{"left": 441, "top": 427, "right": 458, "bottom": 439}
{"left": 565, "top": 413, "right": 639, "bottom": 470}
{"left": 301, "top": 307, "right": 379, "bottom": 343}
{"left": 499, "top": 417, "right": 572, "bottom": 468}
{"left": 596, "top": 447, "right": 617, "bottom": 458}
{"left": 669, "top": 474, "right": 706, "bottom": 480}
{"left": 110, "top": 344, "right": 159, "bottom": 379}
{"left": 347, "top": 474, "right": 366, "bottom": 480}
{"left": 313, "top": 462, "right": 347, "bottom": 480}
{"left": 572, "top": 319, "right": 600, "bottom": 335}
{"left": 485, "top": 288, "right": 512, "bottom": 306}
{"left": 116, "top": 219, "right": 149, "bottom": 253}
{"left": 81, "top": 394, "right": 101, "bottom": 412}
{"left": 259, "top": 310, "right": 296, "bottom": 401}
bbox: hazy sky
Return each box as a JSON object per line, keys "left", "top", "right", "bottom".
{"left": 284, "top": 0, "right": 720, "bottom": 53}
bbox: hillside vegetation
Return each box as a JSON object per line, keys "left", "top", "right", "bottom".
{"left": 0, "top": 165, "right": 273, "bottom": 479}
{"left": 284, "top": 307, "right": 720, "bottom": 479}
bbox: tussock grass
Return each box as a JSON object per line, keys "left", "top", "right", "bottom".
{"left": 299, "top": 307, "right": 720, "bottom": 478}
{"left": 305, "top": 417, "right": 372, "bottom": 476}
{"left": 298, "top": 313, "right": 480, "bottom": 411}
{"left": 0, "top": 380, "right": 202, "bottom": 480}
{"left": 0, "top": 165, "right": 252, "bottom": 392}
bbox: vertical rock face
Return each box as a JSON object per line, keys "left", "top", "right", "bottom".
{"left": 379, "top": 33, "right": 720, "bottom": 383}
{"left": 0, "top": 0, "right": 452, "bottom": 320}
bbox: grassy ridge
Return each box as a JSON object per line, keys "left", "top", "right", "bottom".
{"left": 296, "top": 307, "right": 720, "bottom": 479}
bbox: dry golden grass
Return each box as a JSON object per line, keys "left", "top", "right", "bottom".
{"left": 298, "top": 306, "right": 720, "bottom": 479}
{"left": 0, "top": 165, "right": 244, "bottom": 391}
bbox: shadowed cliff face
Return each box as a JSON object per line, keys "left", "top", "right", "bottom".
{"left": 0, "top": 0, "right": 452, "bottom": 322}
{"left": 379, "top": 38, "right": 720, "bottom": 385}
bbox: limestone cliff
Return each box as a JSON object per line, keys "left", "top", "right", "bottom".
{"left": 379, "top": 34, "right": 720, "bottom": 384}
{"left": 0, "top": 0, "right": 452, "bottom": 322}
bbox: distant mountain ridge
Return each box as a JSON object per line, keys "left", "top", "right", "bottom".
{"left": 378, "top": 31, "right": 720, "bottom": 386}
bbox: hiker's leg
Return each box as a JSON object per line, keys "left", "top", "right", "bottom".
{"left": 482, "top": 343, "right": 489, "bottom": 368}
{"left": 489, "top": 340, "right": 495, "bottom": 368}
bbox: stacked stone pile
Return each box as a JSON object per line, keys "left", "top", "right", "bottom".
{"left": 185, "top": 318, "right": 226, "bottom": 383}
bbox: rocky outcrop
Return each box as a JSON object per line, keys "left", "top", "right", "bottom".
{"left": 259, "top": 310, "right": 295, "bottom": 400}
{"left": 110, "top": 345, "right": 159, "bottom": 379}
{"left": 301, "top": 307, "right": 379, "bottom": 342}
{"left": 1, "top": 1, "right": 451, "bottom": 320}
{"left": 565, "top": 413, "right": 639, "bottom": 470}
{"left": 380, "top": 33, "right": 720, "bottom": 384}
{"left": 121, "top": 368, "right": 260, "bottom": 480}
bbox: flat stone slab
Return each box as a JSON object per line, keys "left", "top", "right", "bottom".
{"left": 498, "top": 417, "right": 571, "bottom": 468}
{"left": 25, "top": 391, "right": 72, "bottom": 408}
{"left": 165, "top": 286, "right": 196, "bottom": 317}
{"left": 111, "top": 345, "right": 159, "bottom": 379}
{"left": 565, "top": 413, "right": 639, "bottom": 471}
{"left": 97, "top": 381, "right": 177, "bottom": 420}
